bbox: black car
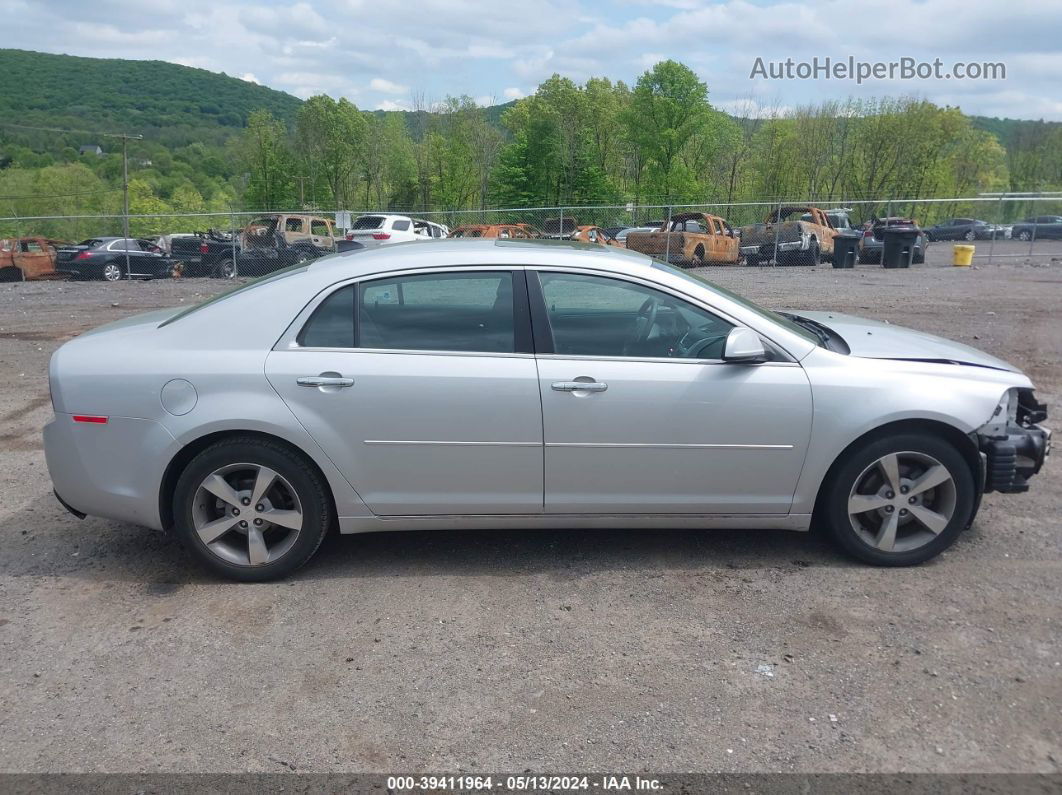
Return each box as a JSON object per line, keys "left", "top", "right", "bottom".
{"left": 1011, "top": 216, "right": 1062, "bottom": 242}
{"left": 169, "top": 230, "right": 241, "bottom": 278}
{"left": 858, "top": 218, "right": 929, "bottom": 264}
{"left": 924, "top": 218, "right": 1009, "bottom": 242}
{"left": 55, "top": 237, "right": 178, "bottom": 281}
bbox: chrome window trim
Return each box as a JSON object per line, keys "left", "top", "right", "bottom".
{"left": 274, "top": 262, "right": 802, "bottom": 364}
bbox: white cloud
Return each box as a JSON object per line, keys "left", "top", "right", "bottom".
{"left": 369, "top": 77, "right": 409, "bottom": 93}
{"left": 375, "top": 99, "right": 410, "bottom": 111}
{"left": 239, "top": 72, "right": 260, "bottom": 84}
{"left": 503, "top": 87, "right": 524, "bottom": 99}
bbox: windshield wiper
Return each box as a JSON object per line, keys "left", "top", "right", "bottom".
{"left": 778, "top": 312, "right": 831, "bottom": 347}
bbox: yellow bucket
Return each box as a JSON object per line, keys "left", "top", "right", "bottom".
{"left": 953, "top": 244, "right": 975, "bottom": 266}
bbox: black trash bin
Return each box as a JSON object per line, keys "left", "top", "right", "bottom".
{"left": 832, "top": 231, "right": 861, "bottom": 268}
{"left": 882, "top": 225, "right": 919, "bottom": 269}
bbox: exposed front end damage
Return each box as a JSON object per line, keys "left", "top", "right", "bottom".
{"left": 975, "top": 388, "right": 1051, "bottom": 493}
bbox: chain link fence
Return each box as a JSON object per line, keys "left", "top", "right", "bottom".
{"left": 1, "top": 195, "right": 1060, "bottom": 281}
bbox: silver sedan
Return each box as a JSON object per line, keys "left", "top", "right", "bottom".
{"left": 44, "top": 240, "right": 1050, "bottom": 581}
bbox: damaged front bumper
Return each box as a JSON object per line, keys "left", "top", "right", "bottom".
{"left": 976, "top": 389, "right": 1051, "bottom": 493}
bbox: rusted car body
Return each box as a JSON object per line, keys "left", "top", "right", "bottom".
{"left": 448, "top": 225, "right": 538, "bottom": 239}
{"left": 624, "top": 213, "right": 740, "bottom": 266}
{"left": 570, "top": 226, "right": 619, "bottom": 246}
{"left": 235, "top": 214, "right": 338, "bottom": 276}
{"left": 738, "top": 206, "right": 837, "bottom": 266}
{"left": 0, "top": 237, "right": 67, "bottom": 280}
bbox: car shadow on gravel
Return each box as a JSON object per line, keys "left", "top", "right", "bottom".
{"left": 0, "top": 494, "right": 849, "bottom": 584}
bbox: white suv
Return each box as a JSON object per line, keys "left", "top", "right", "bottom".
{"left": 347, "top": 214, "right": 448, "bottom": 247}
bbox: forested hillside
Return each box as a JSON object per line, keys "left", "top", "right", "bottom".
{"left": 1, "top": 49, "right": 1060, "bottom": 240}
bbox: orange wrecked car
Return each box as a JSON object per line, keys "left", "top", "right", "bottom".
{"left": 449, "top": 224, "right": 538, "bottom": 239}
{"left": 0, "top": 237, "right": 68, "bottom": 281}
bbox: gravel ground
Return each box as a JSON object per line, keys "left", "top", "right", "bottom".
{"left": 0, "top": 242, "right": 1059, "bottom": 775}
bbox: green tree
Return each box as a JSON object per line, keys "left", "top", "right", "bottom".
{"left": 238, "top": 109, "right": 295, "bottom": 210}
{"left": 295, "top": 96, "right": 367, "bottom": 210}
{"left": 623, "top": 61, "right": 712, "bottom": 201}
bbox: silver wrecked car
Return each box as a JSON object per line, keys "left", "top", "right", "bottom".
{"left": 43, "top": 240, "right": 1050, "bottom": 581}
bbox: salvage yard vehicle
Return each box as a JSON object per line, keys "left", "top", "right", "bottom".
{"left": 54, "top": 237, "right": 178, "bottom": 281}
{"left": 346, "top": 214, "right": 420, "bottom": 247}
{"left": 570, "top": 226, "right": 619, "bottom": 246}
{"left": 924, "top": 218, "right": 1011, "bottom": 242}
{"left": 412, "top": 219, "right": 449, "bottom": 239}
{"left": 0, "top": 236, "right": 67, "bottom": 281}
{"left": 858, "top": 217, "right": 930, "bottom": 264}
{"left": 236, "top": 214, "right": 337, "bottom": 276}
{"left": 169, "top": 229, "right": 241, "bottom": 278}
{"left": 449, "top": 224, "right": 538, "bottom": 239}
{"left": 44, "top": 239, "right": 1050, "bottom": 581}
{"left": 1011, "top": 216, "right": 1062, "bottom": 241}
{"left": 739, "top": 205, "right": 838, "bottom": 266}
{"left": 624, "top": 213, "right": 739, "bottom": 266}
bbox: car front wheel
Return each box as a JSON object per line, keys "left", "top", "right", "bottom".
{"left": 102, "top": 262, "right": 123, "bottom": 281}
{"left": 173, "top": 437, "right": 332, "bottom": 581}
{"left": 821, "top": 433, "right": 975, "bottom": 566}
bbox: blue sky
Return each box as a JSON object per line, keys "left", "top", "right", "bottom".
{"left": 2, "top": 0, "right": 1060, "bottom": 119}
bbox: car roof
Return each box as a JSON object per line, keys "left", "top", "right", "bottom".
{"left": 308, "top": 237, "right": 652, "bottom": 279}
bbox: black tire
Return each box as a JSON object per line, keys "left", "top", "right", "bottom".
{"left": 102, "top": 260, "right": 124, "bottom": 282}
{"left": 1017, "top": 230, "right": 1032, "bottom": 242}
{"left": 745, "top": 254, "right": 761, "bottom": 267}
{"left": 821, "top": 433, "right": 976, "bottom": 566}
{"left": 213, "top": 258, "right": 236, "bottom": 279}
{"left": 0, "top": 266, "right": 23, "bottom": 282}
{"left": 173, "top": 437, "right": 332, "bottom": 582}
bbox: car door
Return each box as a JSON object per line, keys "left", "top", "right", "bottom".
{"left": 530, "top": 269, "right": 812, "bottom": 515}
{"left": 265, "top": 268, "right": 543, "bottom": 516}
{"left": 16, "top": 239, "right": 51, "bottom": 278}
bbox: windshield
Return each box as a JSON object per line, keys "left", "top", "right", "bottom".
{"left": 650, "top": 261, "right": 823, "bottom": 346}
{"left": 159, "top": 265, "right": 308, "bottom": 327}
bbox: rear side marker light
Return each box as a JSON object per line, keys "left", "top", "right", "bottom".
{"left": 73, "top": 415, "right": 108, "bottom": 424}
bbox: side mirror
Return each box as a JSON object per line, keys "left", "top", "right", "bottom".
{"left": 723, "top": 327, "right": 767, "bottom": 363}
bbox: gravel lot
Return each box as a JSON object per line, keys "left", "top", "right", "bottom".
{"left": 0, "top": 240, "right": 1059, "bottom": 775}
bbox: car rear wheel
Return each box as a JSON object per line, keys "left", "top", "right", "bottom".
{"left": 821, "top": 433, "right": 975, "bottom": 566}
{"left": 173, "top": 438, "right": 332, "bottom": 581}
{"left": 964, "top": 230, "right": 976, "bottom": 241}
{"left": 1017, "top": 230, "right": 1032, "bottom": 242}
{"left": 214, "top": 258, "right": 236, "bottom": 279}
{"left": 102, "top": 262, "right": 123, "bottom": 282}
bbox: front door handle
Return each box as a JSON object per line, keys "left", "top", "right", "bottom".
{"left": 297, "top": 376, "right": 354, "bottom": 387}
{"left": 552, "top": 381, "right": 607, "bottom": 393}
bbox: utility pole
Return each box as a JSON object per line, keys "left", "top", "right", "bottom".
{"left": 102, "top": 132, "right": 144, "bottom": 279}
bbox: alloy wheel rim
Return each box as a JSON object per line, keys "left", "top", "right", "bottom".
{"left": 104, "top": 264, "right": 121, "bottom": 281}
{"left": 191, "top": 463, "right": 303, "bottom": 567}
{"left": 847, "top": 451, "right": 957, "bottom": 553}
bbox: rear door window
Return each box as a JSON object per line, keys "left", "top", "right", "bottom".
{"left": 392, "top": 220, "right": 411, "bottom": 232}
{"left": 285, "top": 218, "right": 305, "bottom": 233}
{"left": 358, "top": 271, "right": 515, "bottom": 353}
{"left": 310, "top": 219, "right": 331, "bottom": 236}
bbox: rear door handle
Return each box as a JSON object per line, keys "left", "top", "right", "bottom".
{"left": 297, "top": 376, "right": 354, "bottom": 387}
{"left": 552, "top": 381, "right": 607, "bottom": 393}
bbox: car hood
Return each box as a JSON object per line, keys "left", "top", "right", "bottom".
{"left": 788, "top": 311, "right": 1020, "bottom": 373}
